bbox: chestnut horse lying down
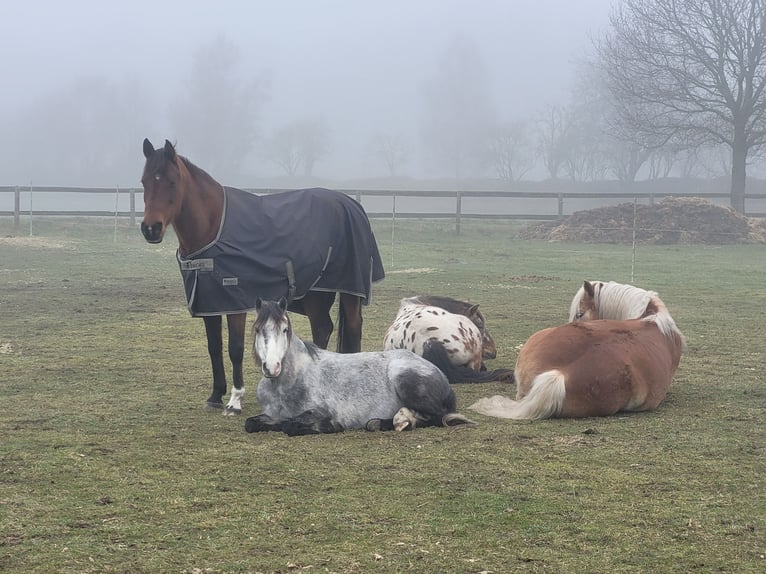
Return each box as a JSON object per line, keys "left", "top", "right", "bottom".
{"left": 469, "top": 283, "right": 685, "bottom": 420}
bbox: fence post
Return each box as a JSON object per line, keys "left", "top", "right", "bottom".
{"left": 558, "top": 193, "right": 564, "bottom": 218}
{"left": 455, "top": 191, "right": 462, "bottom": 235}
{"left": 28, "top": 184, "right": 33, "bottom": 236}
{"left": 130, "top": 189, "right": 136, "bottom": 226}
{"left": 14, "top": 186, "right": 20, "bottom": 228}
{"left": 391, "top": 193, "right": 397, "bottom": 269}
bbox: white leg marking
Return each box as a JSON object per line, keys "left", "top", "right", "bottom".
{"left": 224, "top": 387, "right": 246, "bottom": 415}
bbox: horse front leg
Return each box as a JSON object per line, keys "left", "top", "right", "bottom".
{"left": 203, "top": 315, "right": 227, "bottom": 411}
{"left": 244, "top": 410, "right": 343, "bottom": 435}
{"left": 224, "top": 313, "right": 247, "bottom": 416}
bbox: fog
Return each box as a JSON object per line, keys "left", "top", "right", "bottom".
{"left": 1, "top": 0, "right": 613, "bottom": 186}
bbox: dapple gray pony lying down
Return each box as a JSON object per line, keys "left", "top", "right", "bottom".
{"left": 244, "top": 298, "right": 477, "bottom": 436}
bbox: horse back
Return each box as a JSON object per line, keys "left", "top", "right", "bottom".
{"left": 516, "top": 319, "right": 682, "bottom": 416}
{"left": 384, "top": 304, "right": 484, "bottom": 369}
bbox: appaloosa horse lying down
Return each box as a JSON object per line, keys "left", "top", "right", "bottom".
{"left": 244, "top": 299, "right": 477, "bottom": 435}
{"left": 383, "top": 296, "right": 512, "bottom": 383}
{"left": 401, "top": 295, "right": 498, "bottom": 361}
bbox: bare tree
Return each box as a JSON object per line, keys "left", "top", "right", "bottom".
{"left": 293, "top": 117, "right": 330, "bottom": 177}
{"left": 371, "top": 132, "right": 408, "bottom": 176}
{"left": 421, "top": 34, "right": 496, "bottom": 179}
{"left": 536, "top": 105, "right": 569, "bottom": 179}
{"left": 264, "top": 124, "right": 302, "bottom": 176}
{"left": 169, "top": 35, "right": 267, "bottom": 180}
{"left": 484, "top": 121, "right": 532, "bottom": 182}
{"left": 596, "top": 0, "right": 766, "bottom": 212}
{"left": 557, "top": 91, "right": 607, "bottom": 181}
{"left": 2, "top": 75, "right": 153, "bottom": 185}
{"left": 264, "top": 117, "right": 330, "bottom": 177}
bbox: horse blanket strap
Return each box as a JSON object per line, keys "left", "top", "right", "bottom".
{"left": 177, "top": 186, "right": 385, "bottom": 317}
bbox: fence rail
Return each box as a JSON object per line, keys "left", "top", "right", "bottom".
{"left": 2, "top": 185, "right": 765, "bottom": 233}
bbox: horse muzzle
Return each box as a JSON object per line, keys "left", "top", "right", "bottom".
{"left": 261, "top": 362, "right": 282, "bottom": 378}
{"left": 140, "top": 221, "right": 165, "bottom": 243}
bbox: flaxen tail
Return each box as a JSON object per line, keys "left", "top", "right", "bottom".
{"left": 468, "top": 370, "right": 566, "bottom": 420}
{"left": 422, "top": 340, "right": 514, "bottom": 384}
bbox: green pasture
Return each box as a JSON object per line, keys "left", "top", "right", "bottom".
{"left": 1, "top": 216, "right": 764, "bottom": 573}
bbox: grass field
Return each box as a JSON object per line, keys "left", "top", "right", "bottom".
{"left": 1, "top": 216, "right": 764, "bottom": 573}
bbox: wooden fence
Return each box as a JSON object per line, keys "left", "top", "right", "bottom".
{"left": 2, "top": 185, "right": 765, "bottom": 234}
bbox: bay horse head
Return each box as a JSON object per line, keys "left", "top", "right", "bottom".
{"left": 140, "top": 138, "right": 182, "bottom": 244}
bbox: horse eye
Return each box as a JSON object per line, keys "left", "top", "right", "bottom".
{"left": 575, "top": 312, "right": 584, "bottom": 319}
{"left": 154, "top": 173, "right": 161, "bottom": 181}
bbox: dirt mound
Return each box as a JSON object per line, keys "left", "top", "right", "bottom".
{"left": 520, "top": 197, "right": 765, "bottom": 244}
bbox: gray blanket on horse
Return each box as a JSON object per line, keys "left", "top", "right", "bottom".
{"left": 177, "top": 187, "right": 385, "bottom": 317}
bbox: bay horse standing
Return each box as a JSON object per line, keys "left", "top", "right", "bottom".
{"left": 245, "top": 299, "right": 476, "bottom": 435}
{"left": 469, "top": 287, "right": 685, "bottom": 420}
{"left": 140, "top": 139, "right": 384, "bottom": 414}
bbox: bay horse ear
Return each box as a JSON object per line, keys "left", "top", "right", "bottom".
{"left": 278, "top": 297, "right": 288, "bottom": 311}
{"left": 163, "top": 139, "right": 176, "bottom": 162}
{"left": 583, "top": 281, "right": 595, "bottom": 297}
{"left": 143, "top": 138, "right": 154, "bottom": 159}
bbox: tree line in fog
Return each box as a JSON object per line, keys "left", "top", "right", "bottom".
{"left": 3, "top": 0, "right": 765, "bottom": 213}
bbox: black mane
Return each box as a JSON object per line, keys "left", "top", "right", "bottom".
{"left": 411, "top": 295, "right": 474, "bottom": 314}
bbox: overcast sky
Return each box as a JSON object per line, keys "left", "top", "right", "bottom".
{"left": 2, "top": 0, "right": 614, "bottom": 183}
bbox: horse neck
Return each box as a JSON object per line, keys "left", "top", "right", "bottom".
{"left": 173, "top": 161, "right": 224, "bottom": 256}
{"left": 271, "top": 333, "right": 310, "bottom": 373}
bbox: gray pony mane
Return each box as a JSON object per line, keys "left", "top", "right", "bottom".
{"left": 303, "top": 340, "right": 321, "bottom": 360}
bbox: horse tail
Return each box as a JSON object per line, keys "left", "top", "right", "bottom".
{"left": 468, "top": 370, "right": 566, "bottom": 420}
{"left": 422, "top": 340, "right": 514, "bottom": 384}
{"left": 442, "top": 413, "right": 478, "bottom": 427}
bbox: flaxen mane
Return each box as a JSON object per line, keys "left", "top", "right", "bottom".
{"left": 569, "top": 281, "right": 657, "bottom": 321}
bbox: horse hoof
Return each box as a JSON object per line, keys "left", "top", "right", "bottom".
{"left": 393, "top": 408, "right": 417, "bottom": 431}
{"left": 224, "top": 407, "right": 242, "bottom": 416}
{"left": 204, "top": 401, "right": 224, "bottom": 412}
{"left": 365, "top": 419, "right": 383, "bottom": 431}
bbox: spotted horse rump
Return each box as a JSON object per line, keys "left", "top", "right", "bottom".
{"left": 384, "top": 298, "right": 485, "bottom": 370}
